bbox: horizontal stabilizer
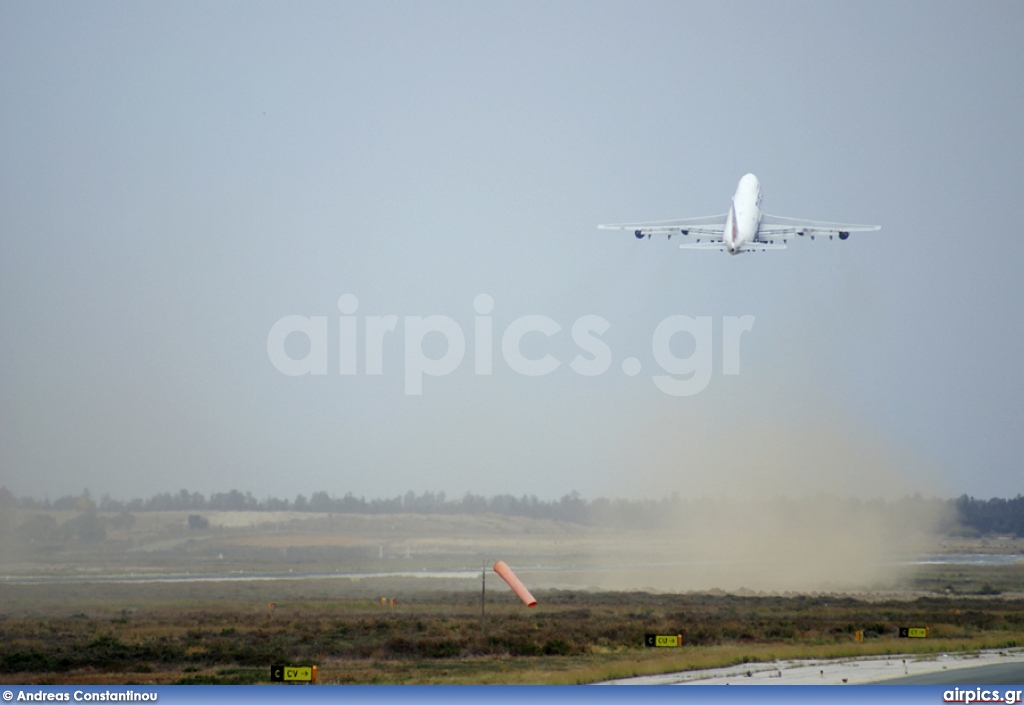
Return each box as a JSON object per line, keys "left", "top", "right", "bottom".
{"left": 678, "top": 242, "right": 729, "bottom": 250}
{"left": 679, "top": 241, "right": 787, "bottom": 252}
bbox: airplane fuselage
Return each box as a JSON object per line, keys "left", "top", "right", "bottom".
{"left": 724, "top": 173, "right": 762, "bottom": 254}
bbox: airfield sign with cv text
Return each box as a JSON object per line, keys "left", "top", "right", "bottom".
{"left": 271, "top": 665, "right": 317, "bottom": 683}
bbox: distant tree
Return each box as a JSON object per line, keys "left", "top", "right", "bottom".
{"left": 75, "top": 489, "right": 96, "bottom": 512}
{"left": 338, "top": 492, "right": 366, "bottom": 512}
{"left": 146, "top": 492, "right": 175, "bottom": 511}
{"left": 52, "top": 494, "right": 78, "bottom": 511}
{"left": 558, "top": 491, "right": 588, "bottom": 524}
{"left": 98, "top": 494, "right": 125, "bottom": 512}
{"left": 108, "top": 510, "right": 136, "bottom": 530}
{"left": 309, "top": 491, "right": 333, "bottom": 513}
{"left": 209, "top": 489, "right": 251, "bottom": 511}
{"left": 17, "top": 514, "right": 59, "bottom": 543}
{"left": 171, "top": 489, "right": 206, "bottom": 509}
{"left": 16, "top": 494, "right": 44, "bottom": 509}
{"left": 369, "top": 495, "right": 403, "bottom": 513}
{"left": 458, "top": 493, "right": 487, "bottom": 515}
{"left": 264, "top": 496, "right": 290, "bottom": 511}
{"left": 63, "top": 512, "right": 106, "bottom": 542}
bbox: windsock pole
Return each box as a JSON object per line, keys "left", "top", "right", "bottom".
{"left": 493, "top": 561, "right": 537, "bottom": 607}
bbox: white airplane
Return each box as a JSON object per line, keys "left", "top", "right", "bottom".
{"left": 598, "top": 173, "right": 880, "bottom": 255}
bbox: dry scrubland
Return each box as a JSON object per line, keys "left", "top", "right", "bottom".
{"left": 1, "top": 509, "right": 1023, "bottom": 684}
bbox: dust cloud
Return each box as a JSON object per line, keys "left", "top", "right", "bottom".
{"left": 588, "top": 415, "right": 954, "bottom": 593}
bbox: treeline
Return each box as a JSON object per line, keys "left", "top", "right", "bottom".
{"left": 1, "top": 487, "right": 1023, "bottom": 536}
{"left": 955, "top": 495, "right": 1024, "bottom": 536}
{"left": 0, "top": 487, "right": 667, "bottom": 529}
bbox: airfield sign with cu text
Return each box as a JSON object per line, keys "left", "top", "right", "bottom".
{"left": 644, "top": 634, "right": 682, "bottom": 647}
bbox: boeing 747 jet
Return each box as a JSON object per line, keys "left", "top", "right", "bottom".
{"left": 598, "top": 174, "right": 880, "bottom": 254}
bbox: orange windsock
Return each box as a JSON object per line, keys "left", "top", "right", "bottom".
{"left": 493, "top": 561, "right": 537, "bottom": 607}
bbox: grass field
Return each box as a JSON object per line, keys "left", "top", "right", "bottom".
{"left": 1, "top": 509, "right": 1022, "bottom": 684}
{"left": 3, "top": 581, "right": 1024, "bottom": 684}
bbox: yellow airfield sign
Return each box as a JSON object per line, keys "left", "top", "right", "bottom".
{"left": 644, "top": 634, "right": 682, "bottom": 647}
{"left": 898, "top": 627, "right": 929, "bottom": 638}
{"left": 271, "top": 665, "right": 317, "bottom": 682}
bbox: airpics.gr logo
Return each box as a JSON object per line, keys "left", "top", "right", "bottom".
{"left": 943, "top": 689, "right": 1023, "bottom": 704}
{"left": 267, "top": 295, "right": 755, "bottom": 396}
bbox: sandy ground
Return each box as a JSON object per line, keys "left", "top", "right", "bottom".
{"left": 602, "top": 648, "right": 1024, "bottom": 685}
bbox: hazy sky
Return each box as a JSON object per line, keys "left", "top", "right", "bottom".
{"left": 2, "top": 2, "right": 1022, "bottom": 503}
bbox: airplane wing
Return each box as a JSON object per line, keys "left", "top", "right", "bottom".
{"left": 758, "top": 214, "right": 881, "bottom": 240}
{"left": 598, "top": 214, "right": 726, "bottom": 238}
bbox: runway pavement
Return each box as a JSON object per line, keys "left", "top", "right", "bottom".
{"left": 601, "top": 648, "right": 1024, "bottom": 685}
{"left": 878, "top": 660, "right": 1024, "bottom": 685}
